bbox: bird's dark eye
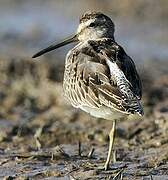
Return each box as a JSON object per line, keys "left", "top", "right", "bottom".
{"left": 89, "top": 22, "right": 96, "bottom": 27}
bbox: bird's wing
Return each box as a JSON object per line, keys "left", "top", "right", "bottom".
{"left": 115, "top": 49, "right": 142, "bottom": 100}
{"left": 64, "top": 39, "right": 143, "bottom": 115}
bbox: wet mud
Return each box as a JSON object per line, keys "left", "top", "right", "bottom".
{"left": 0, "top": 58, "right": 167, "bottom": 179}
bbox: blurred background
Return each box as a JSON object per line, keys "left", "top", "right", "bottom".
{"left": 1, "top": 0, "right": 168, "bottom": 60}
{"left": 0, "top": 0, "right": 167, "bottom": 178}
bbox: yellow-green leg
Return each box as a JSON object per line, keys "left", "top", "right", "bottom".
{"left": 104, "top": 120, "right": 116, "bottom": 170}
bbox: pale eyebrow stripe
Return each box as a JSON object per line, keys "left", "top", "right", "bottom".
{"left": 77, "top": 19, "right": 96, "bottom": 33}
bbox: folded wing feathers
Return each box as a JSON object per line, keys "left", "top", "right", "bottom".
{"left": 64, "top": 39, "right": 143, "bottom": 116}
{"left": 100, "top": 50, "right": 143, "bottom": 115}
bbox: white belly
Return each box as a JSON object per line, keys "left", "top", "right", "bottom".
{"left": 80, "top": 105, "right": 127, "bottom": 120}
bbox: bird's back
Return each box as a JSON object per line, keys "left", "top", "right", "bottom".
{"left": 63, "top": 38, "right": 143, "bottom": 120}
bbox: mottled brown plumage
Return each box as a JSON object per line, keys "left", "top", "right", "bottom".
{"left": 32, "top": 11, "right": 143, "bottom": 170}
{"left": 63, "top": 38, "right": 143, "bottom": 117}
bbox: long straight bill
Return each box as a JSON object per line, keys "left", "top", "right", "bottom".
{"left": 32, "top": 34, "right": 78, "bottom": 58}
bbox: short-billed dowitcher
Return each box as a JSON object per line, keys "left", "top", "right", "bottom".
{"left": 32, "top": 11, "right": 143, "bottom": 170}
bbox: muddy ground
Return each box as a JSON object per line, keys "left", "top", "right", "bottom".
{"left": 0, "top": 57, "right": 167, "bottom": 179}
{"left": 0, "top": 0, "right": 168, "bottom": 179}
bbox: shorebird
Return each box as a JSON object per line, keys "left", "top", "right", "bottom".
{"left": 32, "top": 12, "right": 143, "bottom": 170}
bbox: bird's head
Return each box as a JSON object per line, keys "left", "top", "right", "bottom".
{"left": 77, "top": 12, "right": 115, "bottom": 41}
{"left": 32, "top": 11, "right": 115, "bottom": 58}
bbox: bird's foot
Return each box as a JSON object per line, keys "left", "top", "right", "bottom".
{"left": 96, "top": 163, "right": 110, "bottom": 171}
{"left": 102, "top": 149, "right": 116, "bottom": 171}
{"left": 104, "top": 162, "right": 109, "bottom": 171}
